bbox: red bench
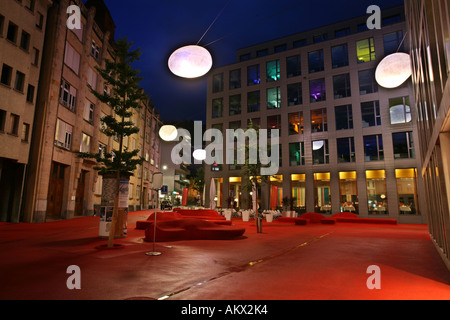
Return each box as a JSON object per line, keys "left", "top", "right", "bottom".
{"left": 136, "top": 211, "right": 231, "bottom": 230}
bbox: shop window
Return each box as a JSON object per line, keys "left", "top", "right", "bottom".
{"left": 339, "top": 171, "right": 358, "bottom": 214}
{"left": 366, "top": 170, "right": 388, "bottom": 215}
{"left": 291, "top": 174, "right": 306, "bottom": 212}
{"left": 314, "top": 172, "right": 331, "bottom": 213}
{"left": 396, "top": 169, "right": 419, "bottom": 215}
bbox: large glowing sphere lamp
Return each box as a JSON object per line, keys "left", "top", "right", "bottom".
{"left": 168, "top": 45, "right": 213, "bottom": 79}
{"left": 375, "top": 52, "right": 412, "bottom": 89}
{"left": 193, "top": 149, "right": 207, "bottom": 161}
{"left": 159, "top": 125, "right": 178, "bottom": 141}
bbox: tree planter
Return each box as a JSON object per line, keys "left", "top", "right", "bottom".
{"left": 242, "top": 211, "right": 250, "bottom": 222}
{"left": 265, "top": 213, "right": 274, "bottom": 223}
{"left": 99, "top": 172, "right": 132, "bottom": 239}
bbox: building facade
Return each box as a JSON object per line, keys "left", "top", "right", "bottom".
{"left": 205, "top": 5, "right": 428, "bottom": 224}
{"left": 21, "top": 0, "right": 161, "bottom": 223}
{"left": 0, "top": 0, "right": 52, "bottom": 223}
{"left": 405, "top": 0, "right": 450, "bottom": 267}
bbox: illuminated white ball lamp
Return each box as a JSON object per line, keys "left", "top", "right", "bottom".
{"left": 375, "top": 52, "right": 412, "bottom": 89}
{"left": 159, "top": 125, "right": 178, "bottom": 141}
{"left": 168, "top": 45, "right": 213, "bottom": 79}
{"left": 193, "top": 149, "right": 207, "bottom": 161}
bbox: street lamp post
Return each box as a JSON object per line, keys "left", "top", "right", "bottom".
{"left": 146, "top": 172, "right": 163, "bottom": 256}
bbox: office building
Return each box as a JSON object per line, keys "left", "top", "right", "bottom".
{"left": 204, "top": 5, "right": 428, "bottom": 224}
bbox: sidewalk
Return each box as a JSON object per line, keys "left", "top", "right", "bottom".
{"left": 0, "top": 210, "right": 449, "bottom": 300}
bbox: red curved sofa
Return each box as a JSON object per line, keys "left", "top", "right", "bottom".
{"left": 144, "top": 218, "right": 245, "bottom": 242}
{"left": 136, "top": 211, "right": 231, "bottom": 230}
{"left": 172, "top": 208, "right": 226, "bottom": 220}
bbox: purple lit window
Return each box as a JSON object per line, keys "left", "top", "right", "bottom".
{"left": 247, "top": 65, "right": 260, "bottom": 86}
{"left": 310, "top": 78, "right": 326, "bottom": 102}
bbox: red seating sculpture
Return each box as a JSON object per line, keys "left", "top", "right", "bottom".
{"left": 144, "top": 218, "right": 246, "bottom": 242}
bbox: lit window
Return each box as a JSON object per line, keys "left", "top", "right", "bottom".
{"left": 54, "top": 119, "right": 73, "bottom": 150}
{"left": 266, "top": 60, "right": 280, "bottom": 82}
{"left": 267, "top": 87, "right": 281, "bottom": 109}
{"left": 247, "top": 65, "right": 260, "bottom": 86}
{"left": 80, "top": 133, "right": 91, "bottom": 153}
{"left": 389, "top": 96, "right": 411, "bottom": 124}
{"left": 366, "top": 170, "right": 388, "bottom": 215}
{"left": 289, "top": 142, "right": 305, "bottom": 166}
{"left": 396, "top": 168, "right": 419, "bottom": 215}
{"left": 288, "top": 112, "right": 303, "bottom": 135}
{"left": 356, "top": 38, "right": 376, "bottom": 63}
{"left": 311, "top": 108, "right": 327, "bottom": 133}
{"left": 310, "top": 78, "right": 326, "bottom": 102}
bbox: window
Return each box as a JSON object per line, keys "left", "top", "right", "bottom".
{"left": 22, "top": 123, "right": 30, "bottom": 142}
{"left": 64, "top": 42, "right": 80, "bottom": 75}
{"left": 1, "top": 64, "right": 13, "bottom": 86}
{"left": 314, "top": 173, "right": 331, "bottom": 212}
{"left": 26, "top": 84, "right": 35, "bottom": 103}
{"left": 0, "top": 15, "right": 4, "bottom": 37}
{"left": 337, "top": 137, "right": 355, "bottom": 163}
{"left": 356, "top": 38, "right": 376, "bottom": 63}
{"left": 287, "top": 82, "right": 302, "bottom": 106}
{"left": 213, "top": 73, "right": 224, "bottom": 93}
{"left": 274, "top": 44, "right": 287, "bottom": 53}
{"left": 98, "top": 142, "right": 106, "bottom": 158}
{"left": 364, "top": 134, "right": 384, "bottom": 161}
{"left": 7, "top": 22, "right": 18, "bottom": 43}
{"left": 59, "top": 79, "right": 77, "bottom": 111}
{"left": 266, "top": 60, "right": 280, "bottom": 82}
{"left": 310, "top": 78, "right": 326, "bottom": 102}
{"left": 32, "top": 48, "right": 40, "bottom": 66}
{"left": 366, "top": 170, "right": 388, "bottom": 215}
{"left": 20, "top": 30, "right": 30, "bottom": 51}
{"left": 313, "top": 33, "right": 328, "bottom": 43}
{"left": 382, "top": 15, "right": 401, "bottom": 26}
{"left": 289, "top": 112, "right": 303, "bottom": 135}
{"left": 286, "top": 55, "right": 301, "bottom": 78}
{"left": 9, "top": 114, "right": 20, "bottom": 136}
{"left": 229, "top": 94, "right": 241, "bottom": 116}
{"left": 36, "top": 12, "right": 44, "bottom": 29}
{"left": 256, "top": 49, "right": 268, "bottom": 57}
{"left": 247, "top": 91, "right": 260, "bottom": 113}
{"left": 293, "top": 39, "right": 307, "bottom": 48}
{"left": 384, "top": 31, "right": 404, "bottom": 55}
{"left": 87, "top": 67, "right": 97, "bottom": 90}
{"left": 333, "top": 73, "right": 351, "bottom": 98}
{"left": 308, "top": 50, "right": 324, "bottom": 73}
{"left": 331, "top": 44, "right": 349, "bottom": 68}
{"left": 267, "top": 115, "right": 281, "bottom": 138}
{"left": 312, "top": 140, "right": 329, "bottom": 164}
{"left": 25, "top": 0, "right": 35, "bottom": 11}
{"left": 339, "top": 171, "right": 358, "bottom": 214}
{"left": 229, "top": 69, "right": 241, "bottom": 89}
{"left": 55, "top": 119, "right": 73, "bottom": 150}
{"left": 212, "top": 98, "right": 223, "bottom": 118}
{"left": 393, "top": 131, "right": 415, "bottom": 159}
{"left": 396, "top": 169, "right": 419, "bottom": 215}
{"left": 335, "top": 104, "right": 353, "bottom": 130}
{"left": 14, "top": 71, "right": 25, "bottom": 92}
{"left": 84, "top": 100, "right": 95, "bottom": 124}
{"left": 311, "top": 108, "right": 327, "bottom": 133}
{"left": 361, "top": 101, "right": 381, "bottom": 127}
{"left": 80, "top": 133, "right": 91, "bottom": 153}
{"left": 0, "top": 110, "right": 6, "bottom": 132}
{"left": 240, "top": 53, "right": 251, "bottom": 61}
{"left": 389, "top": 96, "right": 411, "bottom": 124}
{"left": 267, "top": 87, "right": 281, "bottom": 109}
{"left": 358, "top": 69, "right": 378, "bottom": 94}
{"left": 91, "top": 40, "right": 100, "bottom": 60}
{"left": 247, "top": 65, "right": 260, "bottom": 86}
{"left": 335, "top": 28, "right": 350, "bottom": 38}
{"left": 289, "top": 142, "right": 305, "bottom": 166}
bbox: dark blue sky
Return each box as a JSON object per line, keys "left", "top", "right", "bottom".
{"left": 99, "top": 0, "right": 404, "bottom": 123}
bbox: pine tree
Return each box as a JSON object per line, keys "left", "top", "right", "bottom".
{"left": 78, "top": 37, "right": 148, "bottom": 247}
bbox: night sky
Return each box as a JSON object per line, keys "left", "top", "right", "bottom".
{"left": 93, "top": 0, "right": 404, "bottom": 123}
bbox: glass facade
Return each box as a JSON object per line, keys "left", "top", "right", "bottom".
{"left": 366, "top": 170, "right": 388, "bottom": 215}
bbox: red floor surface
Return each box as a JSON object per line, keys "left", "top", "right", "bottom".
{"left": 0, "top": 210, "right": 449, "bottom": 300}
